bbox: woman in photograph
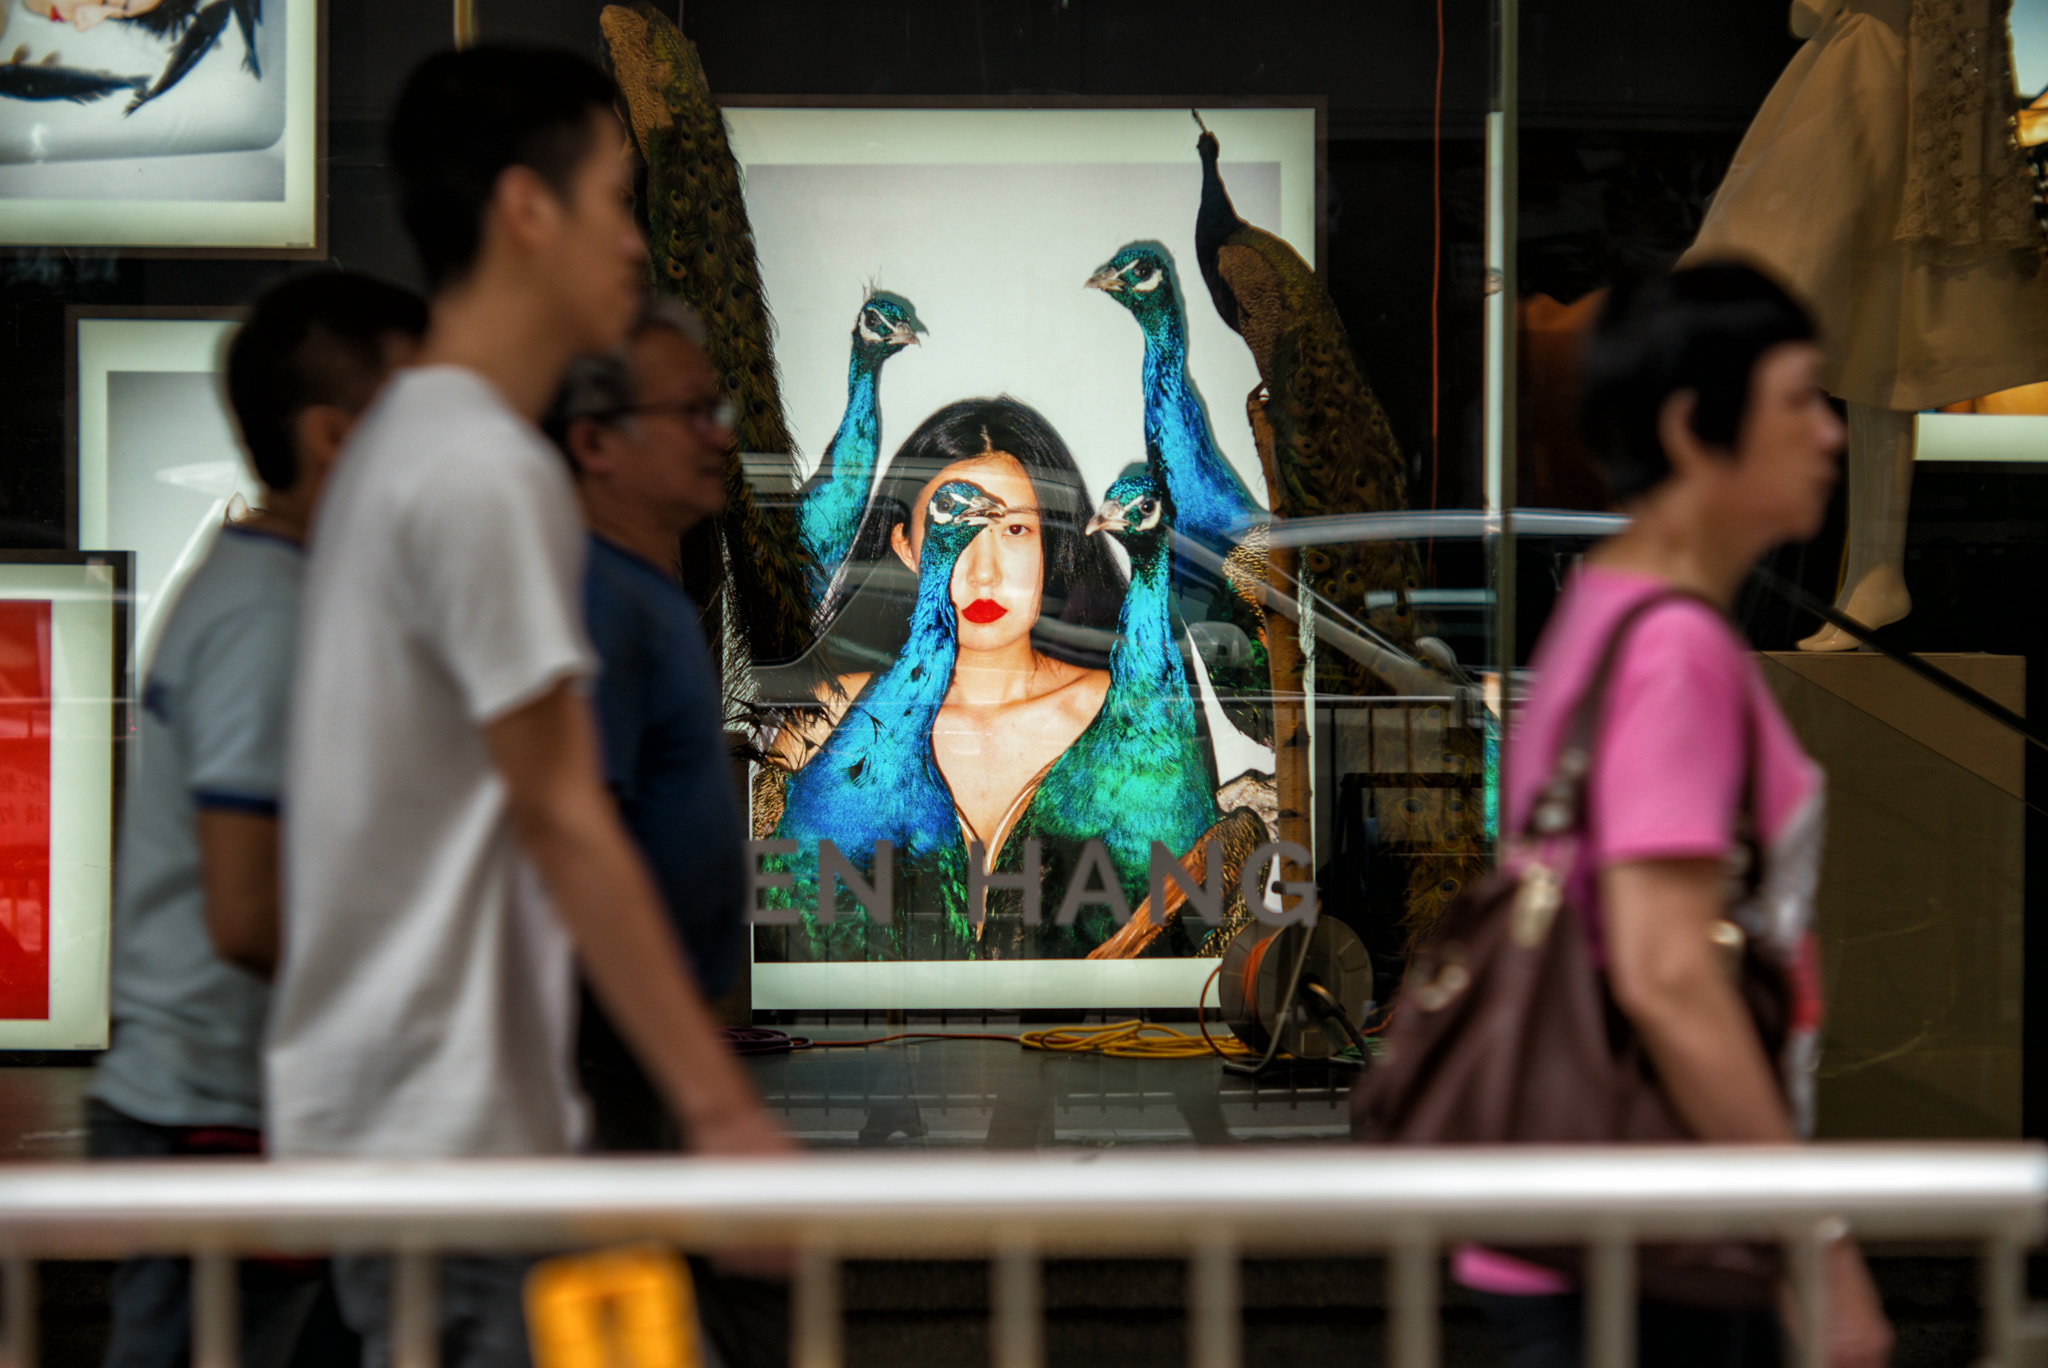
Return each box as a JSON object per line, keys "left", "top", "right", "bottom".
{"left": 766, "top": 395, "right": 1173, "bottom": 960}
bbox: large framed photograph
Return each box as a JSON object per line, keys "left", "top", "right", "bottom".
{"left": 0, "top": 0, "right": 320, "bottom": 254}
{"left": 68, "top": 306, "right": 255, "bottom": 667}
{"left": 727, "top": 102, "right": 1321, "bottom": 1010}
{"left": 0, "top": 550, "right": 128, "bottom": 1050}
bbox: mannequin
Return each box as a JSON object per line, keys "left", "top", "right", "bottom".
{"left": 1683, "top": 0, "right": 2048, "bottom": 649}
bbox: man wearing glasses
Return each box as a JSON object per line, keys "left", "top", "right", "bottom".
{"left": 543, "top": 298, "right": 751, "bottom": 1155}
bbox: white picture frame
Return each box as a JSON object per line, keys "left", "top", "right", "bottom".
{"left": 0, "top": 553, "right": 126, "bottom": 1050}
{"left": 727, "top": 102, "right": 1320, "bottom": 1010}
{"left": 0, "top": 0, "right": 321, "bottom": 254}
{"left": 69, "top": 308, "right": 256, "bottom": 671}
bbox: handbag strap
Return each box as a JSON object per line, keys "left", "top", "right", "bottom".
{"left": 1524, "top": 588, "right": 1753, "bottom": 845}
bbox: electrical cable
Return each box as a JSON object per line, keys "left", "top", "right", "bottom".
{"left": 1302, "top": 980, "right": 1373, "bottom": 1065}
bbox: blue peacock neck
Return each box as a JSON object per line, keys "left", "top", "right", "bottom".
{"left": 1105, "top": 538, "right": 1187, "bottom": 718}
{"left": 872, "top": 532, "right": 969, "bottom": 726}
{"left": 1139, "top": 312, "right": 1254, "bottom": 546}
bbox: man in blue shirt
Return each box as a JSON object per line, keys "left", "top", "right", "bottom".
{"left": 543, "top": 298, "right": 749, "bottom": 1152}
{"left": 89, "top": 270, "right": 425, "bottom": 1368}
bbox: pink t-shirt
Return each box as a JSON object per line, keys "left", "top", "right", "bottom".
{"left": 1453, "top": 566, "right": 1825, "bottom": 1296}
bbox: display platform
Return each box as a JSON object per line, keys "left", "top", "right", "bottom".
{"left": 1760, "top": 652, "right": 2024, "bottom": 1139}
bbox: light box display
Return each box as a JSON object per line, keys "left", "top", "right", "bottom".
{"left": 0, "top": 0, "right": 319, "bottom": 252}
{"left": 72, "top": 310, "right": 256, "bottom": 670}
{"left": 727, "top": 105, "right": 1320, "bottom": 1010}
{"left": 0, "top": 554, "right": 125, "bottom": 1049}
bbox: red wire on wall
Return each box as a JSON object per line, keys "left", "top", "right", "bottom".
{"left": 1430, "top": 0, "right": 1445, "bottom": 524}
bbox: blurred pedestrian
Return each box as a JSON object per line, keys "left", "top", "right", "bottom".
{"left": 264, "top": 45, "right": 789, "bottom": 1368}
{"left": 1456, "top": 263, "right": 1892, "bottom": 1367}
{"left": 88, "top": 269, "right": 425, "bottom": 1368}
{"left": 542, "top": 299, "right": 747, "bottom": 1153}
{"left": 544, "top": 301, "right": 787, "bottom": 1368}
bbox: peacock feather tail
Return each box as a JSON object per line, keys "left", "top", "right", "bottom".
{"left": 762, "top": 481, "right": 1001, "bottom": 958}
{"left": 600, "top": 3, "right": 814, "bottom": 677}
{"left": 798, "top": 290, "right": 925, "bottom": 621}
{"left": 1191, "top": 116, "right": 1486, "bottom": 943}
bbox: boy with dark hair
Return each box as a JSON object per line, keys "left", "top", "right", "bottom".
{"left": 88, "top": 268, "right": 426, "bottom": 1368}
{"left": 266, "top": 45, "right": 788, "bottom": 1367}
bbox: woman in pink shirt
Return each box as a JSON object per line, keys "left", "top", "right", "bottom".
{"left": 1462, "top": 264, "right": 1892, "bottom": 1367}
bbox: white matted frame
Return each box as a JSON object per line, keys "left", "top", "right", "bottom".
{"left": 0, "top": 0, "right": 323, "bottom": 256}
{"left": 727, "top": 100, "right": 1320, "bottom": 1011}
{"left": 0, "top": 551, "right": 127, "bottom": 1050}
{"left": 68, "top": 307, "right": 255, "bottom": 670}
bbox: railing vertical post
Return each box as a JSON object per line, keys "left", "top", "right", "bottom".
{"left": 1980, "top": 1234, "right": 2022, "bottom": 1368}
{"left": 793, "top": 1244, "right": 842, "bottom": 1368}
{"left": 1389, "top": 1234, "right": 1439, "bottom": 1368}
{"left": 191, "top": 1249, "right": 237, "bottom": 1368}
{"left": 0, "top": 1257, "right": 32, "bottom": 1368}
{"left": 1187, "top": 1234, "right": 1239, "bottom": 1368}
{"left": 991, "top": 1240, "right": 1042, "bottom": 1368}
{"left": 1787, "top": 1222, "right": 1837, "bottom": 1368}
{"left": 391, "top": 1250, "right": 439, "bottom": 1368}
{"left": 1585, "top": 1234, "right": 1635, "bottom": 1368}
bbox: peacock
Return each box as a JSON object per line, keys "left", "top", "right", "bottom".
{"left": 600, "top": 3, "right": 815, "bottom": 684}
{"left": 798, "top": 291, "right": 926, "bottom": 621}
{"left": 1191, "top": 113, "right": 1487, "bottom": 944}
{"left": 993, "top": 472, "right": 1220, "bottom": 956}
{"left": 763, "top": 480, "right": 1001, "bottom": 959}
{"left": 1087, "top": 241, "right": 1273, "bottom": 743}
{"left": 1085, "top": 244, "right": 1261, "bottom": 553}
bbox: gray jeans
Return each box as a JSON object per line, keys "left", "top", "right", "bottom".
{"left": 331, "top": 1257, "right": 538, "bottom": 1368}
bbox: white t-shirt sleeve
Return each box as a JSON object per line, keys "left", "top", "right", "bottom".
{"left": 400, "top": 445, "right": 595, "bottom": 725}
{"left": 184, "top": 599, "right": 294, "bottom": 813}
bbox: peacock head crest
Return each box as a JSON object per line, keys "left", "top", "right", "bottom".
{"left": 1086, "top": 471, "right": 1173, "bottom": 545}
{"left": 854, "top": 290, "right": 926, "bottom": 357}
{"left": 920, "top": 479, "right": 1004, "bottom": 559}
{"left": 1085, "top": 242, "right": 1183, "bottom": 334}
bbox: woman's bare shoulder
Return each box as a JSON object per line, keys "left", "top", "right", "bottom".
{"left": 1045, "top": 661, "right": 1110, "bottom": 720}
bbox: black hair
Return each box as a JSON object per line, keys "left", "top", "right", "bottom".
{"left": 388, "top": 45, "right": 621, "bottom": 293}
{"left": 224, "top": 271, "right": 428, "bottom": 493}
{"left": 1579, "top": 261, "right": 1818, "bottom": 504}
{"left": 826, "top": 396, "right": 1126, "bottom": 669}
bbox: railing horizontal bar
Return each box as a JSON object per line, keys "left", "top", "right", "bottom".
{"left": 0, "top": 1146, "right": 2037, "bottom": 1259}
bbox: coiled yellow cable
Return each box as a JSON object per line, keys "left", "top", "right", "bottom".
{"left": 1018, "top": 1019, "right": 1256, "bottom": 1060}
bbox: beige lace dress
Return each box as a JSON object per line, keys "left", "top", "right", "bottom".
{"left": 1685, "top": 0, "right": 2048, "bottom": 411}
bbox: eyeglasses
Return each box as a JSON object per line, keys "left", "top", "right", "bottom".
{"left": 592, "top": 397, "right": 736, "bottom": 433}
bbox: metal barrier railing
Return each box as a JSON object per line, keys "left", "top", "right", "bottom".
{"left": 0, "top": 1144, "right": 2042, "bottom": 1368}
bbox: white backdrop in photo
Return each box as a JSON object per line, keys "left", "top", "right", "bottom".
{"left": 728, "top": 107, "right": 1315, "bottom": 514}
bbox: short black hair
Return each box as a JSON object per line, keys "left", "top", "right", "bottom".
{"left": 1579, "top": 261, "right": 1818, "bottom": 504}
{"left": 225, "top": 271, "right": 428, "bottom": 492}
{"left": 827, "top": 396, "right": 1126, "bottom": 667}
{"left": 389, "top": 45, "right": 621, "bottom": 292}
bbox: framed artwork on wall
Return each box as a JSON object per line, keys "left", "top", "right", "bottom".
{"left": 723, "top": 101, "right": 1322, "bottom": 1010}
{"left": 0, "top": 550, "right": 128, "bottom": 1050}
{"left": 67, "top": 306, "right": 254, "bottom": 669}
{"left": 0, "top": 0, "right": 322, "bottom": 255}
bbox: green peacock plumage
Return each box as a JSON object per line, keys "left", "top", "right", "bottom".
{"left": 600, "top": 3, "right": 814, "bottom": 677}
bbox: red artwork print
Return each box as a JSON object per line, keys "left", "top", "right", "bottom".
{"left": 0, "top": 603, "right": 52, "bottom": 1021}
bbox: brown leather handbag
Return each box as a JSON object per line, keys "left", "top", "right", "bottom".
{"left": 1351, "top": 591, "right": 1792, "bottom": 1310}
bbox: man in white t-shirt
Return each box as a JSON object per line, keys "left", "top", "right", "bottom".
{"left": 267, "top": 45, "right": 788, "bottom": 1367}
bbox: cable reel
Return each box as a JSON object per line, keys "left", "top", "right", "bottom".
{"left": 1218, "top": 917, "right": 1374, "bottom": 1062}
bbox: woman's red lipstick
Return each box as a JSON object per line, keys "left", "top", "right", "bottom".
{"left": 963, "top": 599, "right": 1007, "bottom": 624}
